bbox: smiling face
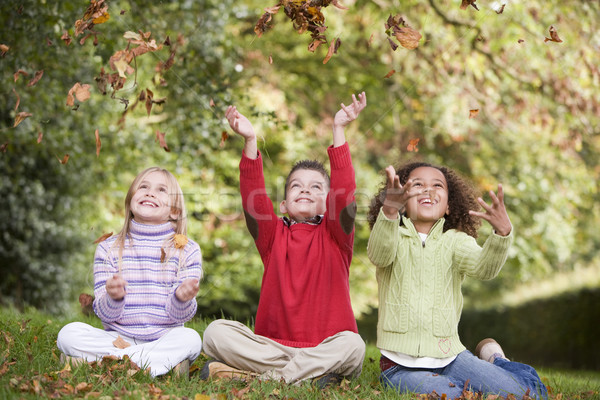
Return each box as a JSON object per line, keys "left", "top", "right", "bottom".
{"left": 404, "top": 166, "right": 450, "bottom": 234}
{"left": 280, "top": 168, "right": 329, "bottom": 222}
{"left": 129, "top": 170, "right": 178, "bottom": 225}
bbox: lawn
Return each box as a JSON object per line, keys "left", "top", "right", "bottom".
{"left": 1, "top": 308, "right": 598, "bottom": 399}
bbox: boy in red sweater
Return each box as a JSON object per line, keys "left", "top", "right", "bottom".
{"left": 201, "top": 92, "right": 367, "bottom": 386}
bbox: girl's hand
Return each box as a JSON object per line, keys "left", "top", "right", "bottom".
{"left": 334, "top": 92, "right": 367, "bottom": 128}
{"left": 381, "top": 165, "right": 416, "bottom": 219}
{"left": 106, "top": 274, "right": 127, "bottom": 301}
{"left": 226, "top": 106, "right": 256, "bottom": 141}
{"left": 175, "top": 278, "right": 200, "bottom": 302}
{"left": 469, "top": 184, "right": 512, "bottom": 236}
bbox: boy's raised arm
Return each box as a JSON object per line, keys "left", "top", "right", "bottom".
{"left": 226, "top": 105, "right": 258, "bottom": 159}
{"left": 332, "top": 92, "right": 367, "bottom": 147}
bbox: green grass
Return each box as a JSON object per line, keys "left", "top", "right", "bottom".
{"left": 1, "top": 308, "right": 598, "bottom": 399}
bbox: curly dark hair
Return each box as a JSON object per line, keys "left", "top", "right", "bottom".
{"left": 367, "top": 161, "right": 482, "bottom": 238}
{"left": 284, "top": 159, "right": 331, "bottom": 198}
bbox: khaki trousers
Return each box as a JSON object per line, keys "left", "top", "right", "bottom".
{"left": 202, "top": 319, "right": 365, "bottom": 384}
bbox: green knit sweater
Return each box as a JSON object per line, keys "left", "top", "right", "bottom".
{"left": 367, "top": 209, "right": 513, "bottom": 359}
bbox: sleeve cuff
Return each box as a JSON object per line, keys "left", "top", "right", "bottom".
{"left": 327, "top": 142, "right": 352, "bottom": 169}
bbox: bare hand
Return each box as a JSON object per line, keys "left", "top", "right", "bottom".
{"left": 469, "top": 184, "right": 512, "bottom": 236}
{"left": 225, "top": 106, "right": 256, "bottom": 141}
{"left": 334, "top": 92, "right": 367, "bottom": 128}
{"left": 381, "top": 166, "right": 417, "bottom": 219}
{"left": 106, "top": 274, "right": 127, "bottom": 301}
{"left": 175, "top": 278, "right": 200, "bottom": 302}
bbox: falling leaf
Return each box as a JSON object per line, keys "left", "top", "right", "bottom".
{"left": 61, "top": 30, "right": 72, "bottom": 46}
{"left": 46, "top": 37, "right": 53, "bottom": 46}
{"left": 66, "top": 82, "right": 91, "bottom": 106}
{"left": 368, "top": 33, "right": 374, "bottom": 47}
{"left": 59, "top": 154, "right": 70, "bottom": 164}
{"left": 13, "top": 69, "right": 29, "bottom": 82}
{"left": 254, "top": 10, "right": 276, "bottom": 38}
{"left": 27, "top": 70, "right": 44, "bottom": 87}
{"left": 210, "top": 98, "right": 216, "bottom": 107}
{"left": 37, "top": 130, "right": 43, "bottom": 143}
{"left": 220, "top": 131, "right": 229, "bottom": 148}
{"left": 387, "top": 37, "right": 399, "bottom": 51}
{"left": 174, "top": 234, "right": 188, "bottom": 249}
{"left": 323, "top": 37, "right": 341, "bottom": 64}
{"left": 92, "top": 12, "right": 110, "bottom": 24}
{"left": 161, "top": 248, "right": 166, "bottom": 263}
{"left": 112, "top": 335, "right": 131, "bottom": 349}
{"left": 78, "top": 293, "right": 94, "bottom": 316}
{"left": 407, "top": 138, "right": 420, "bottom": 152}
{"left": 0, "top": 44, "right": 9, "bottom": 57}
{"left": 544, "top": 25, "right": 562, "bottom": 43}
{"left": 496, "top": 4, "right": 506, "bottom": 14}
{"left": 113, "top": 58, "right": 130, "bottom": 78}
{"left": 123, "top": 31, "right": 141, "bottom": 40}
{"left": 145, "top": 88, "right": 154, "bottom": 116}
{"left": 0, "top": 143, "right": 8, "bottom": 153}
{"left": 156, "top": 130, "right": 170, "bottom": 152}
{"left": 94, "top": 129, "right": 101, "bottom": 157}
{"left": 13, "top": 112, "right": 32, "bottom": 128}
{"left": 269, "top": 54, "right": 273, "bottom": 64}
{"left": 469, "top": 109, "right": 479, "bottom": 119}
{"left": 518, "top": 39, "right": 525, "bottom": 43}
{"left": 384, "top": 69, "right": 396, "bottom": 79}
{"left": 12, "top": 88, "right": 20, "bottom": 111}
{"left": 395, "top": 26, "right": 421, "bottom": 49}
{"left": 93, "top": 232, "right": 113, "bottom": 244}
{"left": 460, "top": 0, "right": 479, "bottom": 10}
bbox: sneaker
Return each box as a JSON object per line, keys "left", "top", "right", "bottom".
{"left": 475, "top": 338, "right": 509, "bottom": 363}
{"left": 199, "top": 360, "right": 258, "bottom": 381}
{"left": 173, "top": 359, "right": 189, "bottom": 379}
{"left": 313, "top": 373, "right": 343, "bottom": 389}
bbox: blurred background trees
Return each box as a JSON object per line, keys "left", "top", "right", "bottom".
{"left": 1, "top": 0, "right": 599, "bottom": 322}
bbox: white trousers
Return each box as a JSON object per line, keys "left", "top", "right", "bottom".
{"left": 202, "top": 319, "right": 365, "bottom": 384}
{"left": 57, "top": 322, "right": 202, "bottom": 377}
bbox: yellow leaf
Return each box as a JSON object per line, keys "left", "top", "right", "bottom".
{"left": 194, "top": 395, "right": 211, "bottom": 400}
{"left": 92, "top": 12, "right": 110, "bottom": 24}
{"left": 13, "top": 112, "right": 32, "bottom": 128}
{"left": 174, "top": 234, "right": 188, "bottom": 249}
{"left": 113, "top": 59, "right": 129, "bottom": 78}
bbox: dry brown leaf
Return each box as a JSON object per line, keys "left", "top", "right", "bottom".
{"left": 58, "top": 154, "right": 70, "bottom": 165}
{"left": 13, "top": 69, "right": 29, "bottom": 82}
{"left": 27, "top": 70, "right": 44, "bottom": 87}
{"left": 395, "top": 26, "right": 421, "bottom": 50}
{"left": 544, "top": 25, "right": 562, "bottom": 43}
{"left": 469, "top": 109, "right": 479, "bottom": 119}
{"left": 496, "top": 4, "right": 506, "bottom": 14}
{"left": 0, "top": 44, "right": 9, "bottom": 57}
{"left": 323, "top": 37, "right": 341, "bottom": 64}
{"left": 94, "top": 129, "right": 101, "bottom": 157}
{"left": 407, "top": 138, "right": 420, "bottom": 152}
{"left": 384, "top": 69, "right": 396, "bottom": 79}
{"left": 61, "top": 30, "right": 72, "bottom": 46}
{"left": 37, "top": 130, "right": 43, "bottom": 143}
{"left": 112, "top": 335, "right": 131, "bottom": 349}
{"left": 174, "top": 234, "right": 188, "bottom": 249}
{"left": 13, "top": 112, "right": 32, "bottom": 128}
{"left": 66, "top": 83, "right": 91, "bottom": 106}
{"left": 160, "top": 248, "right": 166, "bottom": 263}
{"left": 93, "top": 232, "right": 113, "bottom": 244}
{"left": 460, "top": 0, "right": 479, "bottom": 10}
{"left": 219, "top": 131, "right": 229, "bottom": 148}
{"left": 156, "top": 130, "right": 170, "bottom": 152}
{"left": 12, "top": 88, "right": 20, "bottom": 111}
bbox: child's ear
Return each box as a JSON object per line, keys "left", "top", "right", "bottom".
{"left": 445, "top": 205, "right": 450, "bottom": 215}
{"left": 170, "top": 207, "right": 181, "bottom": 221}
{"left": 279, "top": 200, "right": 288, "bottom": 215}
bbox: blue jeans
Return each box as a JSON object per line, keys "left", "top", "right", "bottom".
{"left": 380, "top": 351, "right": 548, "bottom": 399}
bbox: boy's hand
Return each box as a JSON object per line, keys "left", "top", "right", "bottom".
{"left": 469, "top": 184, "right": 512, "bottom": 236}
{"left": 226, "top": 105, "right": 258, "bottom": 159}
{"left": 175, "top": 278, "right": 200, "bottom": 302}
{"left": 381, "top": 165, "right": 417, "bottom": 219}
{"left": 334, "top": 92, "right": 367, "bottom": 128}
{"left": 106, "top": 274, "right": 127, "bottom": 301}
{"left": 226, "top": 106, "right": 255, "bottom": 140}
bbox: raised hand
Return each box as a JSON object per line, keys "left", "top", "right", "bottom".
{"left": 381, "top": 165, "right": 417, "bottom": 219}
{"left": 106, "top": 274, "right": 127, "bottom": 301}
{"left": 226, "top": 105, "right": 258, "bottom": 159}
{"left": 175, "top": 278, "right": 200, "bottom": 302}
{"left": 469, "top": 184, "right": 512, "bottom": 236}
{"left": 334, "top": 91, "right": 367, "bottom": 128}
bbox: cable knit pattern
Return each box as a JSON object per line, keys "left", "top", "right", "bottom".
{"left": 93, "top": 220, "right": 202, "bottom": 340}
{"left": 367, "top": 209, "right": 512, "bottom": 358}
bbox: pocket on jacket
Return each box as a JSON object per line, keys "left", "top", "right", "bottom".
{"left": 383, "top": 303, "right": 409, "bottom": 333}
{"left": 432, "top": 308, "right": 455, "bottom": 337}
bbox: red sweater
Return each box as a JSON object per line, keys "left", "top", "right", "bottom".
{"left": 240, "top": 143, "right": 358, "bottom": 347}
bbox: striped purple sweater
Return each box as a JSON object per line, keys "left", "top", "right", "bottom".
{"left": 93, "top": 220, "right": 202, "bottom": 340}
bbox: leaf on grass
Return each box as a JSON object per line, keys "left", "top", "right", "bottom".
{"left": 384, "top": 69, "right": 396, "bottom": 79}
{"left": 13, "top": 112, "right": 32, "bottom": 127}
{"left": 94, "top": 129, "right": 101, "bottom": 157}
{"left": 323, "top": 37, "right": 341, "bottom": 64}
{"left": 13, "top": 69, "right": 29, "bottom": 82}
{"left": 93, "top": 232, "right": 112, "bottom": 244}
{"left": 469, "top": 109, "right": 479, "bottom": 119}
{"left": 156, "top": 130, "right": 170, "bottom": 152}
{"left": 66, "top": 83, "right": 91, "bottom": 106}
{"left": 27, "top": 70, "right": 44, "bottom": 87}
{"left": 112, "top": 335, "right": 131, "bottom": 349}
{"left": 219, "top": 131, "right": 229, "bottom": 148}
{"left": 544, "top": 25, "right": 562, "bottom": 43}
{"left": 0, "top": 43, "right": 9, "bottom": 57}
{"left": 407, "top": 138, "right": 420, "bottom": 152}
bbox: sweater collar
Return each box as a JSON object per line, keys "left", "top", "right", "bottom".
{"left": 129, "top": 220, "right": 175, "bottom": 239}
{"left": 400, "top": 215, "right": 445, "bottom": 238}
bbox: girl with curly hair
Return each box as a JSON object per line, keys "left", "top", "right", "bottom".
{"left": 367, "top": 162, "right": 547, "bottom": 399}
